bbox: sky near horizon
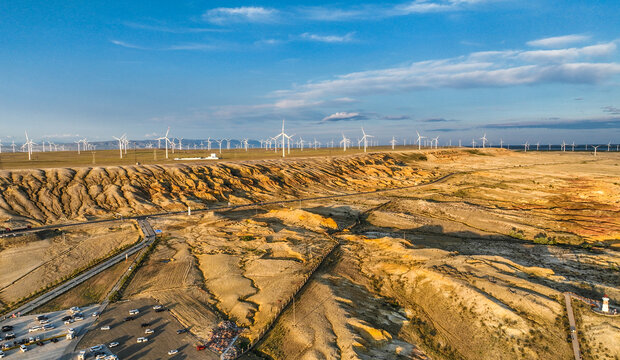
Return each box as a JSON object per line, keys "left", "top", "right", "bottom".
{"left": 1, "top": 0, "right": 620, "bottom": 145}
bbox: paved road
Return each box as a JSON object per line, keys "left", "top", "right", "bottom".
{"left": 7, "top": 236, "right": 152, "bottom": 317}
{"left": 564, "top": 293, "right": 582, "bottom": 360}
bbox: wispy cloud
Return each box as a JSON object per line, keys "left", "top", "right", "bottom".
{"left": 270, "top": 41, "right": 620, "bottom": 104}
{"left": 204, "top": 7, "right": 278, "bottom": 24}
{"left": 527, "top": 34, "right": 591, "bottom": 48}
{"left": 394, "top": 0, "right": 496, "bottom": 15}
{"left": 421, "top": 118, "right": 459, "bottom": 122}
{"left": 485, "top": 117, "right": 620, "bottom": 130}
{"left": 382, "top": 115, "right": 411, "bottom": 120}
{"left": 110, "top": 39, "right": 147, "bottom": 50}
{"left": 321, "top": 112, "right": 367, "bottom": 122}
{"left": 602, "top": 106, "right": 620, "bottom": 115}
{"left": 110, "top": 39, "right": 217, "bottom": 51}
{"left": 123, "top": 22, "right": 226, "bottom": 33}
{"left": 300, "top": 32, "right": 355, "bottom": 43}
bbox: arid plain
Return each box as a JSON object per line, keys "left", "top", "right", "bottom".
{"left": 0, "top": 148, "right": 618, "bottom": 360}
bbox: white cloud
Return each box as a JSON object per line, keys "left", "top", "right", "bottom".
{"left": 527, "top": 34, "right": 591, "bottom": 48}
{"left": 270, "top": 41, "right": 620, "bottom": 103}
{"left": 204, "top": 7, "right": 277, "bottom": 24}
{"left": 300, "top": 32, "right": 355, "bottom": 43}
{"left": 322, "top": 112, "right": 364, "bottom": 122}
{"left": 110, "top": 39, "right": 146, "bottom": 50}
{"left": 394, "top": 0, "right": 493, "bottom": 14}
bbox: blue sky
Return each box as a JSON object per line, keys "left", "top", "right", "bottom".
{"left": 1, "top": 0, "right": 620, "bottom": 145}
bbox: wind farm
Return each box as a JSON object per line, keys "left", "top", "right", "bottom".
{"left": 2, "top": 1, "right": 620, "bottom": 359}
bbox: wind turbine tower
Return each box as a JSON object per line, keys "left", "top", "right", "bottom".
{"left": 416, "top": 131, "right": 426, "bottom": 150}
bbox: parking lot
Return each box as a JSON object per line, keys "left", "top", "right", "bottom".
{"left": 77, "top": 298, "right": 216, "bottom": 360}
{"left": 0, "top": 304, "right": 100, "bottom": 360}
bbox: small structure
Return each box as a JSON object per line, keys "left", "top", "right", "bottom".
{"left": 602, "top": 295, "right": 609, "bottom": 313}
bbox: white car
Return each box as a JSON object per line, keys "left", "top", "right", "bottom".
{"left": 96, "top": 355, "right": 106, "bottom": 360}
{"left": 144, "top": 328, "right": 154, "bottom": 334}
{"left": 68, "top": 328, "right": 75, "bottom": 334}
{"left": 137, "top": 337, "right": 148, "bottom": 343}
{"left": 92, "top": 312, "right": 99, "bottom": 317}
{"left": 0, "top": 350, "right": 5, "bottom": 358}
{"left": 28, "top": 326, "right": 42, "bottom": 333}
{"left": 105, "top": 355, "right": 118, "bottom": 360}
{"left": 89, "top": 344, "right": 103, "bottom": 352}
{"left": 129, "top": 309, "right": 139, "bottom": 315}
{"left": 64, "top": 319, "right": 74, "bottom": 325}
{"left": 74, "top": 316, "right": 84, "bottom": 321}
{"left": 38, "top": 319, "right": 49, "bottom": 324}
{"left": 20, "top": 345, "right": 27, "bottom": 352}
{"left": 153, "top": 305, "right": 163, "bottom": 310}
{"left": 168, "top": 349, "right": 178, "bottom": 355}
{"left": 109, "top": 341, "right": 119, "bottom": 348}
{"left": 100, "top": 325, "right": 111, "bottom": 331}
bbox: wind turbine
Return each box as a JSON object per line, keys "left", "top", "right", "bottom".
{"left": 471, "top": 138, "right": 476, "bottom": 148}
{"left": 23, "top": 131, "right": 35, "bottom": 160}
{"left": 11, "top": 141, "right": 16, "bottom": 153}
{"left": 523, "top": 141, "right": 529, "bottom": 152}
{"left": 207, "top": 137, "right": 212, "bottom": 151}
{"left": 340, "top": 133, "right": 350, "bottom": 151}
{"left": 536, "top": 142, "right": 540, "bottom": 151}
{"left": 156, "top": 127, "right": 172, "bottom": 159}
{"left": 500, "top": 139, "right": 503, "bottom": 149}
{"left": 607, "top": 141, "right": 612, "bottom": 151}
{"left": 216, "top": 139, "right": 223, "bottom": 154}
{"left": 480, "top": 133, "right": 487, "bottom": 148}
{"left": 416, "top": 131, "right": 426, "bottom": 150}
{"left": 432, "top": 136, "right": 439, "bottom": 149}
{"left": 561, "top": 141, "right": 566, "bottom": 152}
{"left": 358, "top": 127, "right": 373, "bottom": 152}
{"left": 274, "top": 119, "right": 293, "bottom": 158}
{"left": 592, "top": 145, "right": 600, "bottom": 156}
{"left": 571, "top": 142, "right": 575, "bottom": 151}
{"left": 390, "top": 136, "right": 397, "bottom": 150}
{"left": 75, "top": 139, "right": 82, "bottom": 154}
{"left": 113, "top": 134, "right": 126, "bottom": 159}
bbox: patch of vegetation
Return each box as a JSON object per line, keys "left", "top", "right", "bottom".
{"left": 239, "top": 235, "right": 255, "bottom": 241}
{"left": 452, "top": 189, "right": 469, "bottom": 198}
{"left": 396, "top": 153, "right": 428, "bottom": 163}
{"left": 508, "top": 228, "right": 526, "bottom": 240}
{"left": 533, "top": 232, "right": 557, "bottom": 245}
{"left": 465, "top": 149, "right": 493, "bottom": 156}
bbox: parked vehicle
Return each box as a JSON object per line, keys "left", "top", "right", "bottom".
{"left": 144, "top": 329, "right": 154, "bottom": 334}
{"left": 176, "top": 329, "right": 187, "bottom": 334}
{"left": 168, "top": 349, "right": 178, "bottom": 355}
{"left": 1, "top": 326, "right": 13, "bottom": 332}
{"left": 128, "top": 309, "right": 139, "bottom": 315}
{"left": 20, "top": 344, "right": 27, "bottom": 352}
{"left": 196, "top": 344, "right": 206, "bottom": 351}
{"left": 89, "top": 344, "right": 103, "bottom": 352}
{"left": 100, "top": 326, "right": 111, "bottom": 331}
{"left": 109, "top": 342, "right": 119, "bottom": 348}
{"left": 137, "top": 337, "right": 148, "bottom": 343}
